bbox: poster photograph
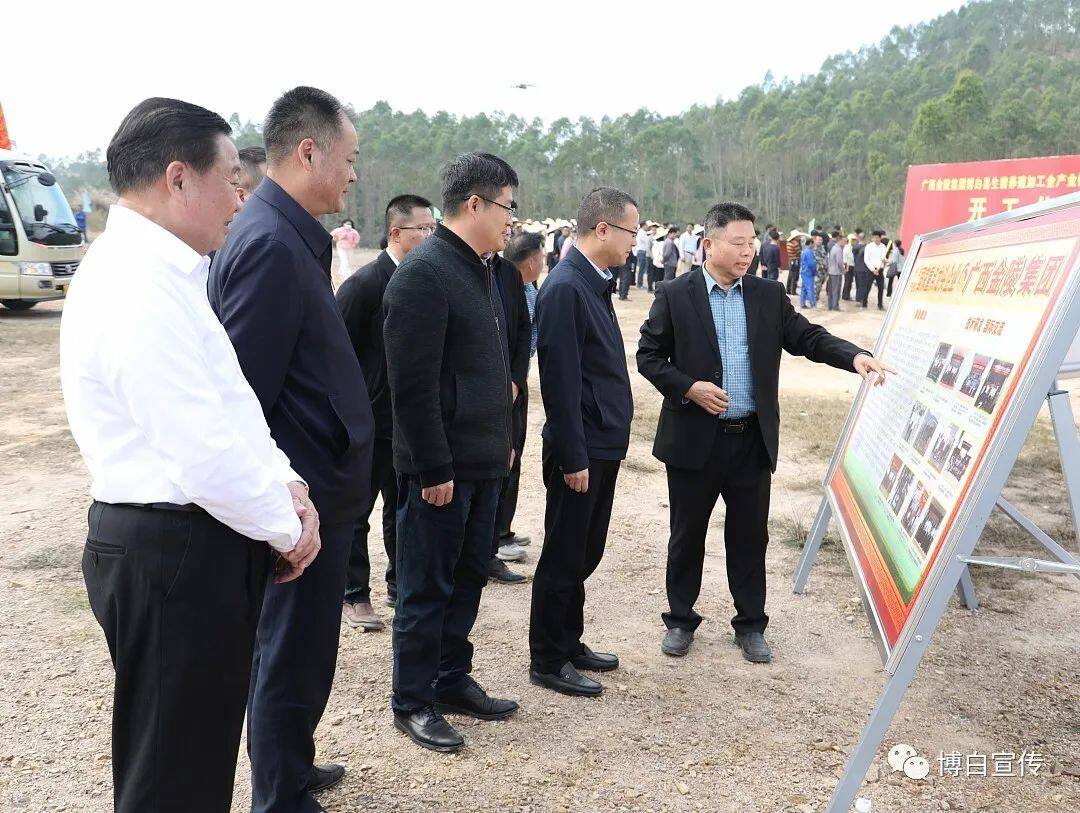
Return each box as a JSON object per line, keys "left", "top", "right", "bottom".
{"left": 825, "top": 201, "right": 1080, "bottom": 667}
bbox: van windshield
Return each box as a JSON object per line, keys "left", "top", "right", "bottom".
{"left": 1, "top": 164, "right": 82, "bottom": 246}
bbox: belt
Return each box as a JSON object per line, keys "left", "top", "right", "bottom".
{"left": 112, "top": 501, "right": 205, "bottom": 514}
{"left": 718, "top": 414, "right": 757, "bottom": 433}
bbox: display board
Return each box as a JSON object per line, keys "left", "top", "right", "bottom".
{"left": 826, "top": 203, "right": 1080, "bottom": 668}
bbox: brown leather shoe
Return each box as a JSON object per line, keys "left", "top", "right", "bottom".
{"left": 342, "top": 601, "right": 385, "bottom": 631}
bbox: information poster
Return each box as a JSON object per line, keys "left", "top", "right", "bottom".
{"left": 827, "top": 204, "right": 1080, "bottom": 665}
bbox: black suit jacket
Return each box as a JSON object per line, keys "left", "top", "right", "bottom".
{"left": 336, "top": 249, "right": 397, "bottom": 440}
{"left": 491, "top": 254, "right": 532, "bottom": 393}
{"left": 492, "top": 254, "right": 533, "bottom": 445}
{"left": 208, "top": 178, "right": 374, "bottom": 524}
{"left": 636, "top": 268, "right": 867, "bottom": 472}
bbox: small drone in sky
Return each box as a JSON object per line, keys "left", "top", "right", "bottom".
{"left": 510, "top": 82, "right": 535, "bottom": 90}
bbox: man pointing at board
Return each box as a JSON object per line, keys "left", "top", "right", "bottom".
{"left": 637, "top": 202, "right": 892, "bottom": 663}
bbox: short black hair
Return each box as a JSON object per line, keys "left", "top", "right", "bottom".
{"left": 264, "top": 86, "right": 348, "bottom": 164}
{"left": 872, "top": 229, "right": 886, "bottom": 237}
{"left": 238, "top": 145, "right": 266, "bottom": 189}
{"left": 505, "top": 231, "right": 545, "bottom": 264}
{"left": 769, "top": 229, "right": 781, "bottom": 240}
{"left": 831, "top": 229, "right": 841, "bottom": 239}
{"left": 106, "top": 97, "right": 231, "bottom": 194}
{"left": 702, "top": 202, "right": 756, "bottom": 237}
{"left": 667, "top": 226, "right": 679, "bottom": 235}
{"left": 855, "top": 228, "right": 865, "bottom": 235}
{"left": 385, "top": 194, "right": 433, "bottom": 236}
{"left": 440, "top": 152, "right": 518, "bottom": 216}
{"left": 576, "top": 187, "right": 638, "bottom": 235}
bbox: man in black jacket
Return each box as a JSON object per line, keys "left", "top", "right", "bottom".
{"left": 486, "top": 238, "right": 536, "bottom": 585}
{"left": 337, "top": 194, "right": 436, "bottom": 628}
{"left": 383, "top": 152, "right": 519, "bottom": 753}
{"left": 529, "top": 187, "right": 637, "bottom": 698}
{"left": 209, "top": 86, "right": 374, "bottom": 813}
{"left": 637, "top": 202, "right": 892, "bottom": 664}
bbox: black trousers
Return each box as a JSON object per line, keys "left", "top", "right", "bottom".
{"left": 870, "top": 271, "right": 885, "bottom": 306}
{"left": 662, "top": 422, "right": 772, "bottom": 635}
{"left": 785, "top": 263, "right": 799, "bottom": 295}
{"left": 529, "top": 441, "right": 621, "bottom": 673}
{"left": 617, "top": 258, "right": 634, "bottom": 299}
{"left": 345, "top": 436, "right": 397, "bottom": 602}
{"left": 494, "top": 384, "right": 529, "bottom": 552}
{"left": 248, "top": 522, "right": 352, "bottom": 813}
{"left": 82, "top": 501, "right": 270, "bottom": 813}
{"left": 842, "top": 268, "right": 855, "bottom": 300}
{"left": 392, "top": 476, "right": 501, "bottom": 712}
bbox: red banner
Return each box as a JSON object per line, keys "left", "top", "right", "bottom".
{"left": 0, "top": 102, "right": 10, "bottom": 150}
{"left": 900, "top": 155, "right": 1080, "bottom": 250}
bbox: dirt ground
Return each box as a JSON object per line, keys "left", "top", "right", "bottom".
{"left": 1, "top": 254, "right": 1077, "bottom": 813}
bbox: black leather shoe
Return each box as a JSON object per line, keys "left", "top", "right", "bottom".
{"left": 385, "top": 588, "right": 397, "bottom": 608}
{"left": 487, "top": 558, "right": 527, "bottom": 584}
{"left": 306, "top": 763, "right": 345, "bottom": 794}
{"left": 571, "top": 644, "right": 619, "bottom": 672}
{"left": 393, "top": 707, "right": 465, "bottom": 752}
{"left": 661, "top": 627, "right": 694, "bottom": 657}
{"left": 529, "top": 663, "right": 603, "bottom": 697}
{"left": 435, "top": 676, "right": 519, "bottom": 721}
{"left": 735, "top": 631, "right": 772, "bottom": 663}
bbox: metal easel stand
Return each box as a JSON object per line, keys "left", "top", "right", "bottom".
{"left": 819, "top": 379, "right": 1079, "bottom": 813}
{"left": 793, "top": 380, "right": 1080, "bottom": 606}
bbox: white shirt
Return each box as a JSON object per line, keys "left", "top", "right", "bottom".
{"left": 635, "top": 228, "right": 653, "bottom": 253}
{"left": 60, "top": 205, "right": 302, "bottom": 552}
{"left": 678, "top": 232, "right": 698, "bottom": 259}
{"left": 864, "top": 240, "right": 887, "bottom": 273}
{"left": 651, "top": 238, "right": 666, "bottom": 268}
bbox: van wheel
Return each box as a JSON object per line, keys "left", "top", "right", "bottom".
{"left": 1, "top": 300, "right": 37, "bottom": 310}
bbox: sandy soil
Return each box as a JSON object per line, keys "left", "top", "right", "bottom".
{"left": 1, "top": 257, "right": 1077, "bottom": 813}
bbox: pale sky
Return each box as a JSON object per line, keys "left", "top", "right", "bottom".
{"left": 6, "top": 0, "right": 967, "bottom": 159}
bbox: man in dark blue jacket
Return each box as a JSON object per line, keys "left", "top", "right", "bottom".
{"left": 529, "top": 187, "right": 637, "bottom": 697}
{"left": 208, "top": 86, "right": 373, "bottom": 813}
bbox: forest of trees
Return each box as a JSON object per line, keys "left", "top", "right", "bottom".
{"left": 47, "top": 0, "right": 1080, "bottom": 243}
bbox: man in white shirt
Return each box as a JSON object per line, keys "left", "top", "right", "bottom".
{"left": 677, "top": 222, "right": 697, "bottom": 276}
{"left": 862, "top": 229, "right": 888, "bottom": 310}
{"left": 634, "top": 222, "right": 653, "bottom": 289}
{"left": 60, "top": 98, "right": 318, "bottom": 813}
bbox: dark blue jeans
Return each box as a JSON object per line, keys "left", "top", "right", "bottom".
{"left": 391, "top": 476, "right": 500, "bottom": 713}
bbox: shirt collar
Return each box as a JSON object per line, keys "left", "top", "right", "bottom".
{"left": 105, "top": 204, "right": 206, "bottom": 275}
{"left": 385, "top": 247, "right": 401, "bottom": 267}
{"left": 704, "top": 267, "right": 743, "bottom": 295}
{"left": 253, "top": 177, "right": 331, "bottom": 259}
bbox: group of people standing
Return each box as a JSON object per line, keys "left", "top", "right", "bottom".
{"left": 60, "top": 85, "right": 892, "bottom": 813}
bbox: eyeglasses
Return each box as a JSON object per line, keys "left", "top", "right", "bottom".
{"left": 477, "top": 195, "right": 518, "bottom": 215}
{"left": 595, "top": 221, "right": 638, "bottom": 237}
{"left": 398, "top": 225, "right": 437, "bottom": 236}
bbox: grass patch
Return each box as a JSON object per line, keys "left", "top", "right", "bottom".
{"left": 771, "top": 508, "right": 841, "bottom": 550}
{"left": 12, "top": 543, "right": 81, "bottom": 571}
{"left": 57, "top": 584, "right": 91, "bottom": 614}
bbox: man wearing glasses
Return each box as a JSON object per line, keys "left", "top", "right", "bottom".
{"left": 337, "top": 194, "right": 436, "bottom": 632}
{"left": 383, "top": 152, "right": 520, "bottom": 752}
{"left": 529, "top": 187, "right": 637, "bottom": 697}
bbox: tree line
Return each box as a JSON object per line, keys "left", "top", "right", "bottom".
{"left": 46, "top": 0, "right": 1080, "bottom": 244}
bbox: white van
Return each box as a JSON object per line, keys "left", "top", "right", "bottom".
{"left": 0, "top": 148, "right": 84, "bottom": 310}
